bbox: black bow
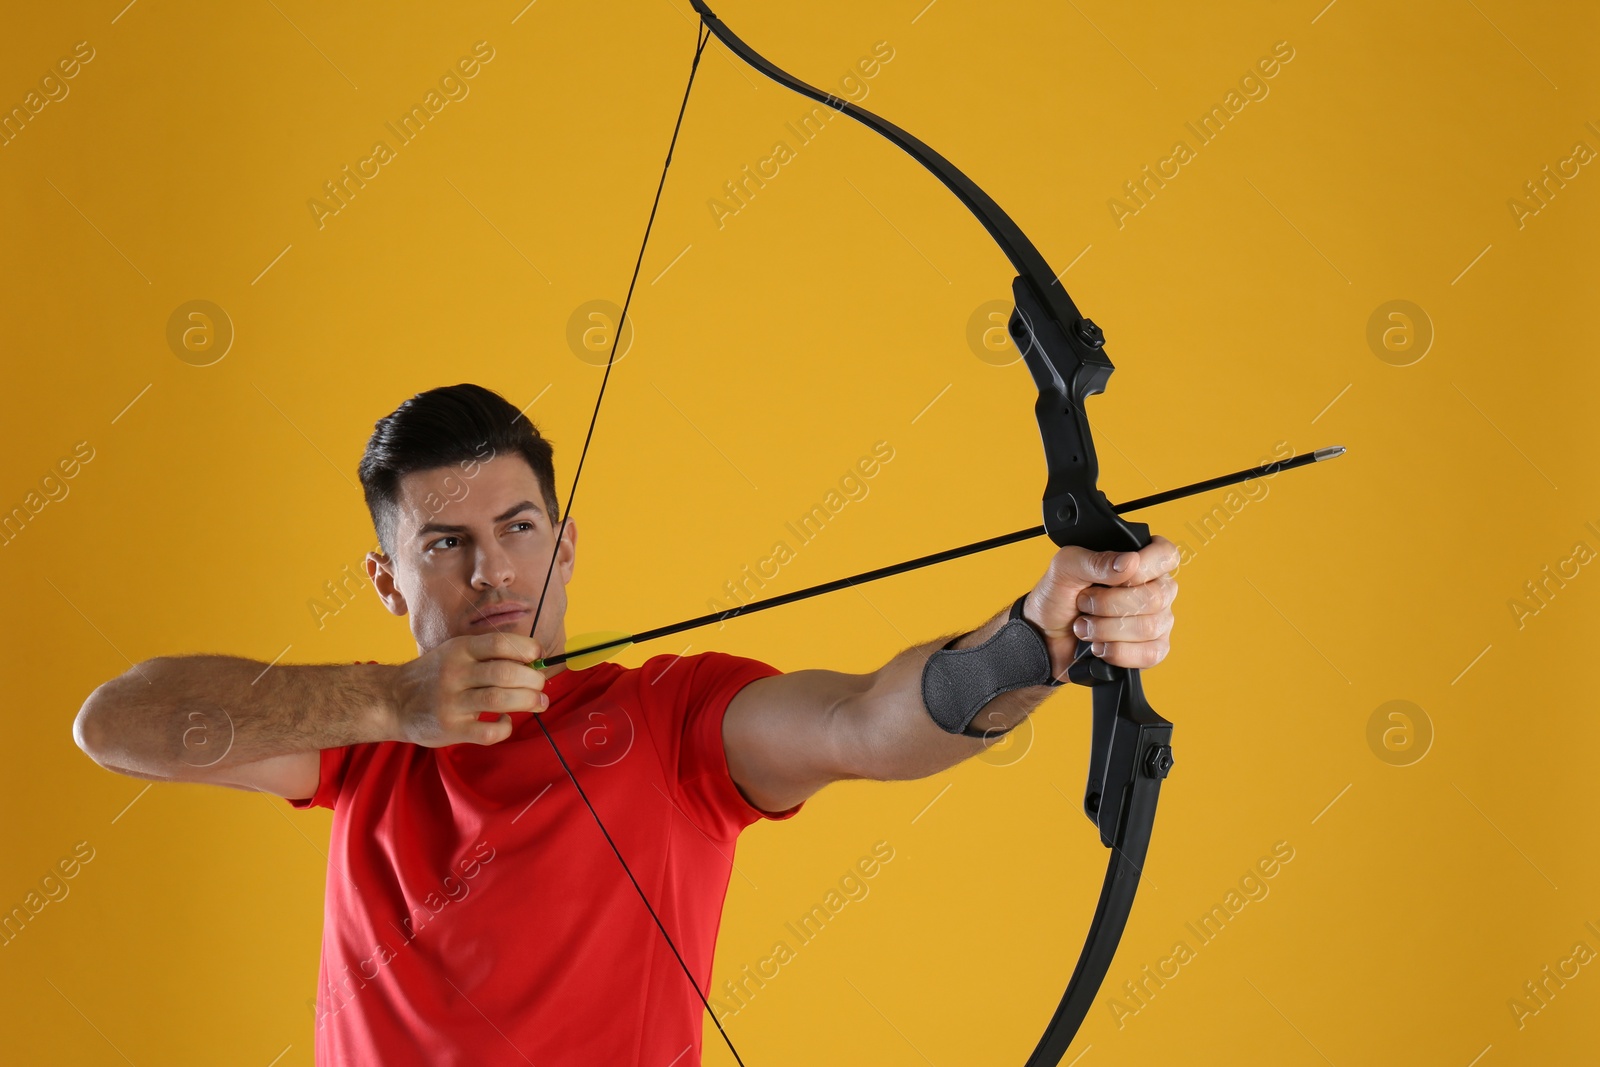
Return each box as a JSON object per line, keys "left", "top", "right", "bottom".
{"left": 522, "top": 7, "right": 1340, "bottom": 1063}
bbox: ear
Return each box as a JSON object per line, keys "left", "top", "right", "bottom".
{"left": 367, "top": 550, "right": 408, "bottom": 616}
{"left": 556, "top": 516, "right": 578, "bottom": 585}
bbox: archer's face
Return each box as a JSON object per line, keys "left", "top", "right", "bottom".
{"left": 366, "top": 454, "right": 575, "bottom": 658}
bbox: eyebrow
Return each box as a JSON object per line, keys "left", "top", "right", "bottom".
{"left": 415, "top": 500, "right": 543, "bottom": 538}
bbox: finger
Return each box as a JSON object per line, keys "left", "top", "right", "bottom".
{"left": 469, "top": 631, "right": 544, "bottom": 665}
{"left": 468, "top": 657, "right": 547, "bottom": 693}
{"left": 1047, "top": 535, "right": 1181, "bottom": 593}
{"left": 460, "top": 682, "right": 546, "bottom": 715}
{"left": 1090, "top": 637, "right": 1171, "bottom": 670}
{"left": 467, "top": 713, "right": 515, "bottom": 745}
{"left": 458, "top": 659, "right": 546, "bottom": 718}
{"left": 1077, "top": 576, "right": 1178, "bottom": 619}
{"left": 1142, "top": 535, "right": 1181, "bottom": 578}
{"left": 1101, "top": 536, "right": 1181, "bottom": 587}
{"left": 1047, "top": 545, "right": 1135, "bottom": 590}
{"left": 1073, "top": 607, "right": 1174, "bottom": 646}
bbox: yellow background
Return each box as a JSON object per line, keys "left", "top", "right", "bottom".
{"left": 3, "top": 0, "right": 1596, "bottom": 1064}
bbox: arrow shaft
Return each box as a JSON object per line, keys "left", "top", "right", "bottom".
{"left": 537, "top": 447, "right": 1344, "bottom": 667}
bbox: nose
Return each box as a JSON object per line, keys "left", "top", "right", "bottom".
{"left": 470, "top": 538, "right": 517, "bottom": 590}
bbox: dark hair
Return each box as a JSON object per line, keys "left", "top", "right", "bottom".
{"left": 358, "top": 383, "right": 560, "bottom": 556}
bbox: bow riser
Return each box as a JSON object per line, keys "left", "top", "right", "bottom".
{"left": 1011, "top": 277, "right": 1150, "bottom": 555}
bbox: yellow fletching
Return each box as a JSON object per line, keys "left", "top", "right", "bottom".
{"left": 547, "top": 631, "right": 634, "bottom": 671}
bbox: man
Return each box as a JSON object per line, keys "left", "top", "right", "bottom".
{"left": 73, "top": 383, "right": 1178, "bottom": 1065}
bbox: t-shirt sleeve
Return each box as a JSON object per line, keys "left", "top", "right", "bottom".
{"left": 663, "top": 651, "right": 801, "bottom": 838}
{"left": 286, "top": 744, "right": 353, "bottom": 811}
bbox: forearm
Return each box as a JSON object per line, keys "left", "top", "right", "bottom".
{"left": 75, "top": 656, "right": 397, "bottom": 779}
{"left": 845, "top": 603, "right": 1060, "bottom": 782}
{"left": 742, "top": 541, "right": 1176, "bottom": 800}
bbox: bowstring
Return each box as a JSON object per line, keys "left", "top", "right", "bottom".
{"left": 522, "top": 20, "right": 747, "bottom": 1067}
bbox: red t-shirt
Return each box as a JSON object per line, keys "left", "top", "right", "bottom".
{"left": 288, "top": 651, "right": 796, "bottom": 1066}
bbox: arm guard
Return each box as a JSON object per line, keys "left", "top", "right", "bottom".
{"left": 920, "top": 595, "right": 1065, "bottom": 737}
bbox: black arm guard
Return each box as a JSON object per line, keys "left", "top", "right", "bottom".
{"left": 921, "top": 595, "right": 1065, "bottom": 738}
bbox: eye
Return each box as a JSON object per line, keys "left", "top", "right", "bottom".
{"left": 427, "top": 535, "right": 461, "bottom": 552}
{"left": 511, "top": 521, "right": 535, "bottom": 533}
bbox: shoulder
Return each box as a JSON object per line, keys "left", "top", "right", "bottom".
{"left": 616, "top": 650, "right": 781, "bottom": 705}
{"left": 611, "top": 650, "right": 782, "bottom": 760}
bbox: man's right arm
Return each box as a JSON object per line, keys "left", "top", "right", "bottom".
{"left": 73, "top": 657, "right": 396, "bottom": 800}
{"left": 72, "top": 634, "right": 550, "bottom": 801}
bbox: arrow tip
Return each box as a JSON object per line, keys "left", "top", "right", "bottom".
{"left": 1312, "top": 445, "right": 1347, "bottom": 461}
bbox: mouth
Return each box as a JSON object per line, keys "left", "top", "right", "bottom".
{"left": 470, "top": 605, "right": 530, "bottom": 629}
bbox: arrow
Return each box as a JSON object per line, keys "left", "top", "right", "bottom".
{"left": 534, "top": 446, "right": 1346, "bottom": 670}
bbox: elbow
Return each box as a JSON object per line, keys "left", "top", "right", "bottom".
{"left": 834, "top": 692, "right": 919, "bottom": 783}
{"left": 827, "top": 688, "right": 891, "bottom": 782}
{"left": 73, "top": 689, "right": 111, "bottom": 768}
{"left": 74, "top": 677, "right": 124, "bottom": 769}
{"left": 837, "top": 683, "right": 979, "bottom": 783}
{"left": 73, "top": 661, "right": 163, "bottom": 773}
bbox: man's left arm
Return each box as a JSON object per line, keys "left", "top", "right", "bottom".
{"left": 723, "top": 536, "right": 1181, "bottom": 813}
